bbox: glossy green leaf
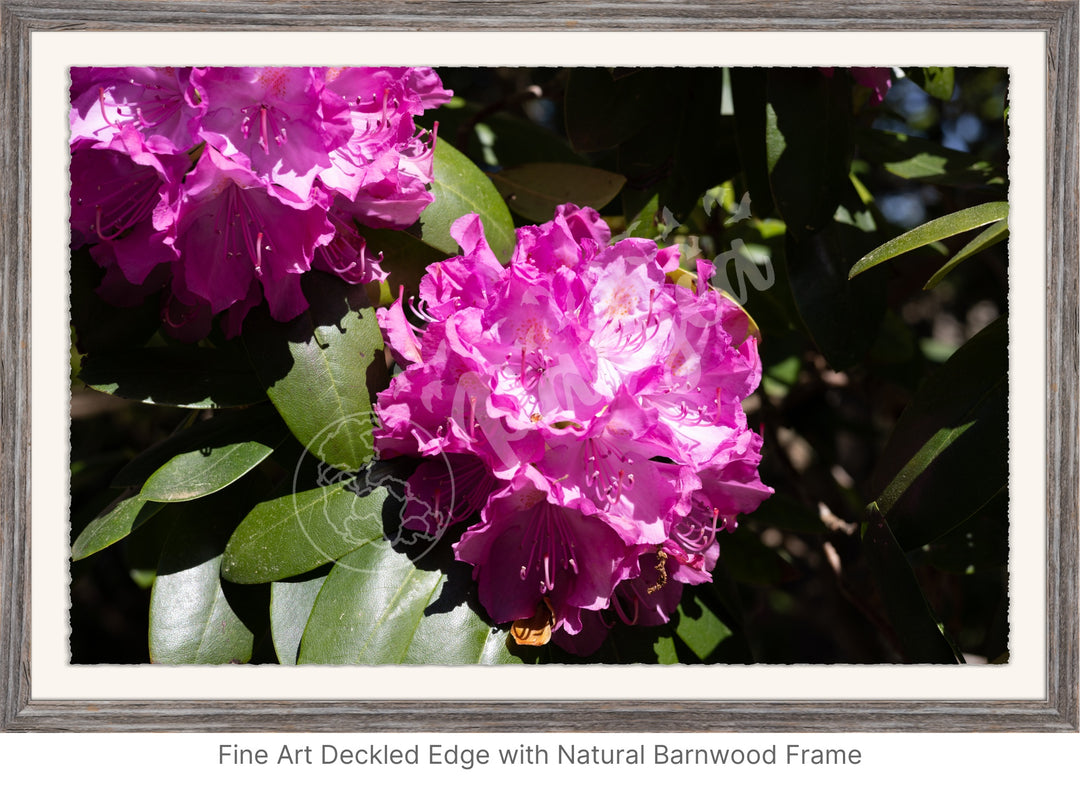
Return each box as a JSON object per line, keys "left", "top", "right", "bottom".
{"left": 271, "top": 572, "right": 328, "bottom": 665}
{"left": 924, "top": 218, "right": 1008, "bottom": 289}
{"left": 909, "top": 67, "right": 956, "bottom": 100}
{"left": 765, "top": 69, "right": 853, "bottom": 238}
{"left": 140, "top": 440, "right": 276, "bottom": 503}
{"left": 149, "top": 507, "right": 254, "bottom": 664}
{"left": 123, "top": 505, "right": 181, "bottom": 589}
{"left": 78, "top": 345, "right": 267, "bottom": 409}
{"left": 111, "top": 406, "right": 281, "bottom": 489}
{"left": 71, "top": 493, "right": 165, "bottom": 561}
{"left": 419, "top": 138, "right": 515, "bottom": 263}
{"left": 490, "top": 163, "right": 626, "bottom": 223}
{"left": 221, "top": 481, "right": 389, "bottom": 584}
{"left": 848, "top": 202, "right": 1008, "bottom": 279}
{"left": 871, "top": 318, "right": 1008, "bottom": 550}
{"left": 298, "top": 544, "right": 523, "bottom": 665}
{"left": 244, "top": 273, "right": 385, "bottom": 472}
{"left": 862, "top": 503, "right": 961, "bottom": 664}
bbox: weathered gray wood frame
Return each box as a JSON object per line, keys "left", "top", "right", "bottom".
{"left": 1, "top": 0, "right": 1076, "bottom": 732}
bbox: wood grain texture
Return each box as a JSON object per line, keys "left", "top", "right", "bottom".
{"left": 1, "top": 0, "right": 1076, "bottom": 732}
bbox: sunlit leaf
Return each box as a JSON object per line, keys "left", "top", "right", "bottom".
{"left": 244, "top": 273, "right": 385, "bottom": 472}
{"left": 271, "top": 571, "right": 328, "bottom": 665}
{"left": 149, "top": 503, "right": 255, "bottom": 664}
{"left": 297, "top": 542, "right": 524, "bottom": 665}
{"left": 871, "top": 318, "right": 1007, "bottom": 550}
{"left": 419, "top": 137, "right": 515, "bottom": 263}
{"left": 924, "top": 218, "right": 1008, "bottom": 289}
{"left": 908, "top": 67, "right": 956, "bottom": 101}
{"left": 848, "top": 202, "right": 1008, "bottom": 279}
{"left": 221, "top": 480, "right": 390, "bottom": 584}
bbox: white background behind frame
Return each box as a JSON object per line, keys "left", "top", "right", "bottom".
{"left": 31, "top": 30, "right": 1046, "bottom": 702}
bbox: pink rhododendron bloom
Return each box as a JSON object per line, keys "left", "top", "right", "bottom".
{"left": 164, "top": 145, "right": 335, "bottom": 322}
{"left": 821, "top": 66, "right": 894, "bottom": 105}
{"left": 191, "top": 67, "right": 353, "bottom": 204}
{"left": 851, "top": 67, "right": 894, "bottom": 104}
{"left": 69, "top": 66, "right": 450, "bottom": 339}
{"left": 374, "top": 204, "right": 773, "bottom": 655}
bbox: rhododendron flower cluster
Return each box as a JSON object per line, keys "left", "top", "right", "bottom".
{"left": 374, "top": 204, "right": 773, "bottom": 654}
{"left": 69, "top": 66, "right": 450, "bottom": 339}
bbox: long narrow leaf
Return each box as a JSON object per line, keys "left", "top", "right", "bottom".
{"left": 924, "top": 218, "right": 1008, "bottom": 289}
{"left": 848, "top": 202, "right": 1008, "bottom": 279}
{"left": 862, "top": 503, "right": 962, "bottom": 664}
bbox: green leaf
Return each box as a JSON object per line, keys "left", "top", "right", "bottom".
{"left": 71, "top": 493, "right": 165, "bottom": 561}
{"left": 908, "top": 67, "right": 955, "bottom": 101}
{"left": 419, "top": 137, "right": 515, "bottom": 263}
{"left": 141, "top": 440, "right": 276, "bottom": 503}
{"left": 78, "top": 345, "right": 268, "bottom": 409}
{"left": 862, "top": 503, "right": 961, "bottom": 663}
{"left": 149, "top": 504, "right": 255, "bottom": 664}
{"left": 653, "top": 635, "right": 679, "bottom": 664}
{"left": 123, "top": 504, "right": 180, "bottom": 589}
{"left": 297, "top": 543, "right": 523, "bottom": 665}
{"left": 111, "top": 406, "right": 281, "bottom": 489}
{"left": 270, "top": 571, "right": 328, "bottom": 665}
{"left": 221, "top": 479, "right": 390, "bottom": 584}
{"left": 924, "top": 218, "right": 1008, "bottom": 289}
{"left": 855, "top": 128, "right": 1006, "bottom": 189}
{"left": 871, "top": 318, "right": 1008, "bottom": 550}
{"left": 119, "top": 407, "right": 287, "bottom": 503}
{"left": 848, "top": 201, "right": 1008, "bottom": 279}
{"left": 490, "top": 163, "right": 626, "bottom": 223}
{"left": 765, "top": 68, "right": 854, "bottom": 238}
{"left": 673, "top": 592, "right": 734, "bottom": 661}
{"left": 243, "top": 273, "right": 386, "bottom": 472}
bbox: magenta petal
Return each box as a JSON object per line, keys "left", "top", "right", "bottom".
{"left": 192, "top": 67, "right": 352, "bottom": 203}
{"left": 69, "top": 67, "right": 204, "bottom": 152}
{"left": 401, "top": 454, "right": 499, "bottom": 536}
{"left": 454, "top": 469, "right": 629, "bottom": 632}
{"left": 170, "top": 147, "right": 333, "bottom": 315}
{"left": 377, "top": 295, "right": 423, "bottom": 367}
